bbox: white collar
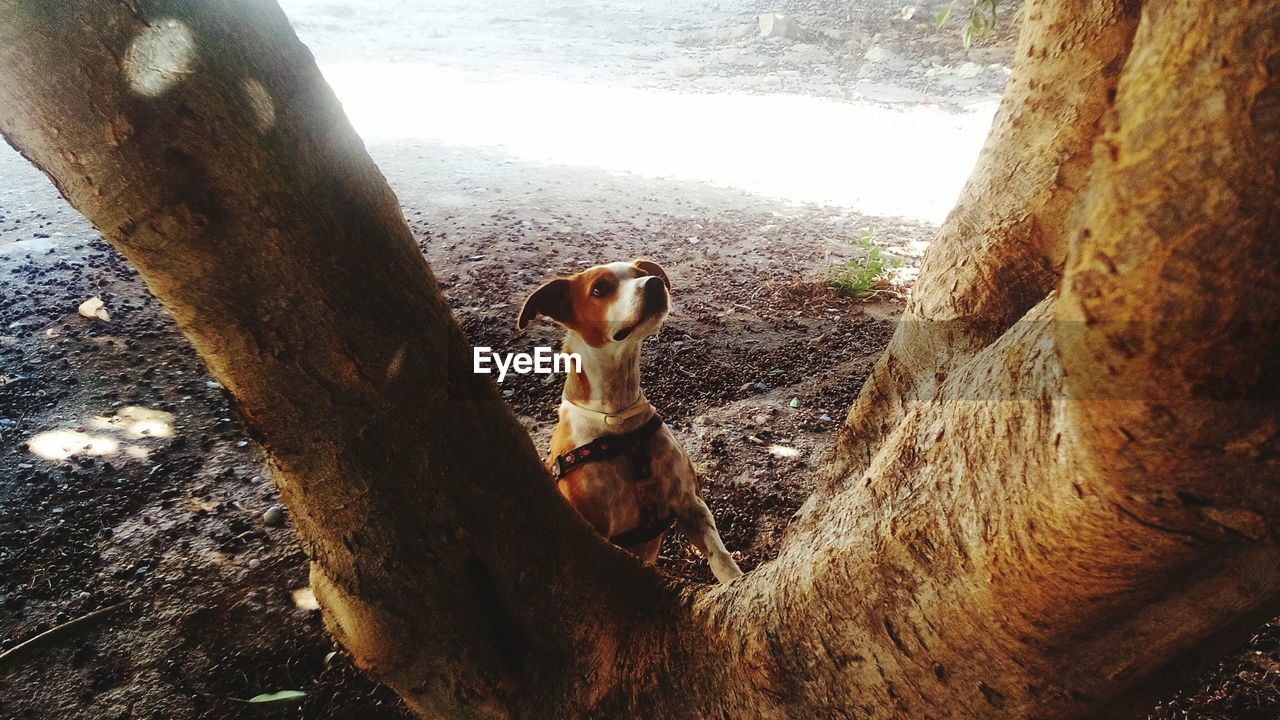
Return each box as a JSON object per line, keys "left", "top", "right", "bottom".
{"left": 560, "top": 393, "right": 653, "bottom": 428}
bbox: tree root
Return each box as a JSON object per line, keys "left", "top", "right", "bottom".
{"left": 0, "top": 601, "right": 131, "bottom": 672}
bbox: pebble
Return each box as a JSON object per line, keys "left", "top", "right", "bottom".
{"left": 263, "top": 505, "right": 285, "bottom": 527}
{"left": 820, "top": 414, "right": 834, "bottom": 423}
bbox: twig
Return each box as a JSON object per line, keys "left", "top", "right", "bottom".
{"left": 0, "top": 601, "right": 130, "bottom": 672}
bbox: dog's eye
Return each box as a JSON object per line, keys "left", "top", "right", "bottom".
{"left": 590, "top": 280, "right": 613, "bottom": 298}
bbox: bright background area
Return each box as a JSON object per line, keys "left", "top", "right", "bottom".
{"left": 280, "top": 0, "right": 1000, "bottom": 225}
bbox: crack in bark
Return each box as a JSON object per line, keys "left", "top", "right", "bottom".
{"left": 1112, "top": 503, "right": 1208, "bottom": 543}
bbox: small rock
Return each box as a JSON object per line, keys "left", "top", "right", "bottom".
{"left": 758, "top": 13, "right": 800, "bottom": 40}
{"left": 263, "top": 505, "right": 285, "bottom": 527}
{"left": 754, "top": 382, "right": 769, "bottom": 391}
{"left": 820, "top": 414, "right": 834, "bottom": 423}
{"left": 789, "top": 397, "right": 801, "bottom": 408}
{"left": 739, "top": 382, "right": 756, "bottom": 392}
{"left": 77, "top": 296, "right": 110, "bottom": 322}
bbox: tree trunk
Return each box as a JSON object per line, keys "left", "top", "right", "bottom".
{"left": 1, "top": 0, "right": 1277, "bottom": 718}
{"left": 824, "top": 0, "right": 1140, "bottom": 491}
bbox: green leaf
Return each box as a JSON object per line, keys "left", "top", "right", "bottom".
{"left": 246, "top": 690, "right": 306, "bottom": 707}
{"left": 933, "top": 3, "right": 954, "bottom": 29}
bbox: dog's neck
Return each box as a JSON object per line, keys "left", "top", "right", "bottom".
{"left": 560, "top": 332, "right": 651, "bottom": 426}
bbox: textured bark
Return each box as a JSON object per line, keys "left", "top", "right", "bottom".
{"left": 825, "top": 0, "right": 1141, "bottom": 491}
{"left": 2, "top": 0, "right": 1278, "bottom": 719}
{"left": 0, "top": 2, "right": 666, "bottom": 717}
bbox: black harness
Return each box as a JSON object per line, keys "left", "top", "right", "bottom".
{"left": 554, "top": 414, "right": 676, "bottom": 548}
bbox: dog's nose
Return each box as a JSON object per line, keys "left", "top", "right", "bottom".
{"left": 643, "top": 275, "right": 666, "bottom": 296}
{"left": 643, "top": 275, "right": 668, "bottom": 311}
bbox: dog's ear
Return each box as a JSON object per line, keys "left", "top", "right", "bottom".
{"left": 632, "top": 259, "right": 670, "bottom": 290}
{"left": 517, "top": 278, "right": 573, "bottom": 330}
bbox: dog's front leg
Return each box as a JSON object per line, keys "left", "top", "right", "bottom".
{"left": 676, "top": 494, "right": 744, "bottom": 583}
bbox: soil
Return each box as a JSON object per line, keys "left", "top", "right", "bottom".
{"left": 0, "top": 1, "right": 1275, "bottom": 718}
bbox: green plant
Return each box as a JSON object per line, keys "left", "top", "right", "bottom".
{"left": 934, "top": 0, "right": 1002, "bottom": 49}
{"left": 827, "top": 228, "right": 904, "bottom": 297}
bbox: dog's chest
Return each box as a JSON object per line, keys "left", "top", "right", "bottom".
{"left": 553, "top": 422, "right": 691, "bottom": 531}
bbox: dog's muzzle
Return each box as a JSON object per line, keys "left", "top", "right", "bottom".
{"left": 642, "top": 275, "right": 668, "bottom": 315}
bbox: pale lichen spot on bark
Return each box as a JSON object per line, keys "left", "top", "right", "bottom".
{"left": 123, "top": 19, "right": 196, "bottom": 97}
{"left": 241, "top": 78, "right": 277, "bottom": 133}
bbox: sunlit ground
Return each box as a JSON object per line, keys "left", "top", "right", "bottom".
{"left": 322, "top": 63, "right": 996, "bottom": 224}
{"left": 26, "top": 406, "right": 175, "bottom": 462}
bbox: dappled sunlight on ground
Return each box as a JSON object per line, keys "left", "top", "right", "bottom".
{"left": 26, "top": 406, "right": 176, "bottom": 462}
{"left": 322, "top": 62, "right": 994, "bottom": 224}
{"left": 26, "top": 429, "right": 121, "bottom": 460}
{"left": 89, "top": 405, "right": 176, "bottom": 440}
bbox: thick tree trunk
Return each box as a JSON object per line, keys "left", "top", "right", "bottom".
{"left": 824, "top": 0, "right": 1140, "bottom": 491}
{"left": 2, "top": 0, "right": 1277, "bottom": 719}
{"left": 0, "top": 3, "right": 665, "bottom": 717}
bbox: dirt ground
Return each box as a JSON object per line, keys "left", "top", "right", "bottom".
{"left": 1, "top": 1, "right": 1277, "bottom": 718}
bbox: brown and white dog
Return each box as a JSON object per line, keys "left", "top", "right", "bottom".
{"left": 517, "top": 260, "right": 743, "bottom": 583}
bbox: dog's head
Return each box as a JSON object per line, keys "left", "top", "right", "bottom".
{"left": 517, "top": 259, "right": 671, "bottom": 347}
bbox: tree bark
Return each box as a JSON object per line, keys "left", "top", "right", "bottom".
{"left": 0, "top": 3, "right": 667, "bottom": 717}
{"left": 825, "top": 0, "right": 1141, "bottom": 492}
{"left": 1, "top": 0, "right": 1278, "bottom": 719}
